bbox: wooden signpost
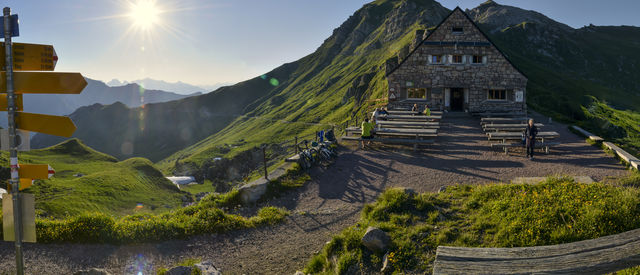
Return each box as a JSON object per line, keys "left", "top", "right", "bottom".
{"left": 1, "top": 7, "right": 87, "bottom": 275}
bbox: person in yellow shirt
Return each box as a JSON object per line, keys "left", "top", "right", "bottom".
{"left": 423, "top": 104, "right": 431, "bottom": 116}
{"left": 361, "top": 118, "right": 375, "bottom": 149}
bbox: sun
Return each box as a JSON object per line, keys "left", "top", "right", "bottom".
{"left": 129, "top": 0, "right": 161, "bottom": 29}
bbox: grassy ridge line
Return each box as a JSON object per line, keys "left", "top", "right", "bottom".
{"left": 305, "top": 175, "right": 640, "bottom": 274}
{"left": 0, "top": 139, "right": 185, "bottom": 217}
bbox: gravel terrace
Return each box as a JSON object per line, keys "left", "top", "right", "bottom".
{"left": 0, "top": 113, "right": 630, "bottom": 274}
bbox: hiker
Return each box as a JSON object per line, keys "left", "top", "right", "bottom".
{"left": 412, "top": 103, "right": 420, "bottom": 115}
{"left": 361, "top": 118, "right": 375, "bottom": 149}
{"left": 524, "top": 118, "right": 538, "bottom": 160}
{"left": 423, "top": 104, "right": 431, "bottom": 116}
{"left": 379, "top": 107, "right": 389, "bottom": 120}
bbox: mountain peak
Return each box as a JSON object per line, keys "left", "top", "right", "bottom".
{"left": 468, "top": 1, "right": 573, "bottom": 34}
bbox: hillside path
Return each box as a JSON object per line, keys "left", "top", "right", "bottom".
{"left": 0, "top": 113, "right": 630, "bottom": 274}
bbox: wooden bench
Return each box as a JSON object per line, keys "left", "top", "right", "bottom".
{"left": 474, "top": 111, "right": 526, "bottom": 118}
{"left": 377, "top": 121, "right": 440, "bottom": 129}
{"left": 490, "top": 142, "right": 560, "bottom": 154}
{"left": 433, "top": 227, "right": 640, "bottom": 274}
{"left": 386, "top": 114, "right": 442, "bottom": 121}
{"left": 603, "top": 142, "right": 640, "bottom": 170}
{"left": 483, "top": 123, "right": 544, "bottom": 132}
{"left": 341, "top": 136, "right": 434, "bottom": 150}
{"left": 571, "top": 125, "right": 604, "bottom": 142}
{"left": 385, "top": 110, "right": 443, "bottom": 115}
{"left": 487, "top": 131, "right": 559, "bottom": 143}
{"left": 345, "top": 127, "right": 437, "bottom": 137}
{"left": 480, "top": 117, "right": 529, "bottom": 125}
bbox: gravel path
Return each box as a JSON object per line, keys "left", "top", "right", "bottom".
{"left": 0, "top": 113, "right": 630, "bottom": 274}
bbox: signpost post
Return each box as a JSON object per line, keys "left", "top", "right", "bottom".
{"left": 3, "top": 7, "right": 24, "bottom": 274}
{"left": 1, "top": 7, "right": 87, "bottom": 274}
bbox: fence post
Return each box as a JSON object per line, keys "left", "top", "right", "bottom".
{"left": 315, "top": 131, "right": 318, "bottom": 142}
{"left": 294, "top": 136, "right": 298, "bottom": 154}
{"left": 262, "top": 146, "right": 268, "bottom": 180}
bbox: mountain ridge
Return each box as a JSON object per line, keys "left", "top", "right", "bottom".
{"left": 31, "top": 0, "right": 640, "bottom": 177}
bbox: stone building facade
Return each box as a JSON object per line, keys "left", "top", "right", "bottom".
{"left": 386, "top": 7, "right": 527, "bottom": 113}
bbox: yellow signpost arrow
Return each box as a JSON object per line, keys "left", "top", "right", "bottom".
{"left": 0, "top": 42, "right": 56, "bottom": 71}
{"left": 15, "top": 112, "right": 76, "bottom": 137}
{"left": 18, "top": 164, "right": 54, "bottom": 180}
{"left": 0, "top": 72, "right": 87, "bottom": 94}
{"left": 0, "top": 94, "right": 22, "bottom": 111}
{"left": 6, "top": 179, "right": 34, "bottom": 192}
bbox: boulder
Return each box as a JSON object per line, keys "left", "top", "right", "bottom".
{"left": 73, "top": 268, "right": 111, "bottom": 275}
{"left": 238, "top": 178, "right": 268, "bottom": 204}
{"left": 165, "top": 266, "right": 193, "bottom": 275}
{"left": 194, "top": 261, "right": 222, "bottom": 275}
{"left": 361, "top": 227, "right": 391, "bottom": 252}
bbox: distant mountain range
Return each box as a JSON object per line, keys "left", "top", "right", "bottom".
{"left": 106, "top": 77, "right": 231, "bottom": 95}
{"left": 32, "top": 0, "right": 640, "bottom": 175}
{"left": 0, "top": 78, "right": 198, "bottom": 128}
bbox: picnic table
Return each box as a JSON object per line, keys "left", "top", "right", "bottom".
{"left": 386, "top": 114, "right": 442, "bottom": 121}
{"left": 345, "top": 127, "right": 437, "bottom": 137}
{"left": 483, "top": 123, "right": 544, "bottom": 132}
{"left": 480, "top": 117, "right": 529, "bottom": 125}
{"left": 385, "top": 110, "right": 443, "bottom": 115}
{"left": 487, "top": 131, "right": 559, "bottom": 143}
{"left": 377, "top": 120, "right": 440, "bottom": 129}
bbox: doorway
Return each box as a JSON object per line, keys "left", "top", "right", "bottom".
{"left": 451, "top": 88, "right": 464, "bottom": 111}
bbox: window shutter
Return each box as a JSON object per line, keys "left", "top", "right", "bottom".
{"left": 427, "top": 88, "right": 432, "bottom": 100}
{"left": 428, "top": 55, "right": 432, "bottom": 64}
{"left": 507, "top": 90, "right": 515, "bottom": 101}
{"left": 482, "top": 56, "right": 488, "bottom": 64}
{"left": 447, "top": 55, "right": 452, "bottom": 64}
{"left": 461, "top": 55, "right": 467, "bottom": 64}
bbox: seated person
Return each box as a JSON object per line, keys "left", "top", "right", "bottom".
{"left": 361, "top": 118, "right": 375, "bottom": 149}
{"left": 412, "top": 103, "right": 420, "bottom": 115}
{"left": 378, "top": 107, "right": 389, "bottom": 120}
{"left": 423, "top": 104, "right": 431, "bottom": 116}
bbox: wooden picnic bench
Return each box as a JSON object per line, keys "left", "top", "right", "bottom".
{"left": 490, "top": 141, "right": 560, "bottom": 154}
{"left": 386, "top": 114, "right": 442, "bottom": 121}
{"left": 345, "top": 127, "right": 437, "bottom": 137}
{"left": 385, "top": 110, "right": 443, "bottom": 115}
{"left": 377, "top": 121, "right": 440, "bottom": 129}
{"left": 341, "top": 136, "right": 434, "bottom": 150}
{"left": 487, "top": 131, "right": 559, "bottom": 143}
{"left": 474, "top": 111, "right": 526, "bottom": 118}
{"left": 483, "top": 123, "right": 544, "bottom": 132}
{"left": 480, "top": 117, "right": 529, "bottom": 125}
{"left": 433, "top": 227, "right": 640, "bottom": 274}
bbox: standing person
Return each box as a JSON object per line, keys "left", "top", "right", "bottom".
{"left": 361, "top": 118, "right": 375, "bottom": 149}
{"left": 524, "top": 118, "right": 538, "bottom": 160}
{"left": 412, "top": 103, "right": 419, "bottom": 115}
{"left": 423, "top": 104, "right": 431, "bottom": 116}
{"left": 371, "top": 108, "right": 381, "bottom": 125}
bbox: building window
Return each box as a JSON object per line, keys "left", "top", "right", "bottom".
{"left": 472, "top": 55, "right": 483, "bottom": 64}
{"left": 431, "top": 55, "right": 443, "bottom": 64}
{"left": 452, "top": 55, "right": 463, "bottom": 64}
{"left": 452, "top": 27, "right": 463, "bottom": 34}
{"left": 487, "top": 89, "right": 507, "bottom": 100}
{"left": 408, "top": 88, "right": 427, "bottom": 99}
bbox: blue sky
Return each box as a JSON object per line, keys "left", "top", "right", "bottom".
{"left": 3, "top": 0, "right": 638, "bottom": 89}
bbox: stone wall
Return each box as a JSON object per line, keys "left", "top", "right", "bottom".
{"left": 386, "top": 9, "right": 527, "bottom": 113}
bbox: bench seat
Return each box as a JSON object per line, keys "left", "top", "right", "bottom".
{"left": 433, "top": 227, "right": 640, "bottom": 274}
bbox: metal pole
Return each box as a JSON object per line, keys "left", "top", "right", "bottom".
{"left": 4, "top": 7, "right": 24, "bottom": 275}
{"left": 294, "top": 137, "right": 298, "bottom": 154}
{"left": 262, "top": 147, "right": 268, "bottom": 180}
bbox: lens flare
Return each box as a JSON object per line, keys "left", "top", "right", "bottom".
{"left": 269, "top": 78, "right": 279, "bottom": 86}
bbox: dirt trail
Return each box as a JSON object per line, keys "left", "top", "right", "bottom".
{"left": 0, "top": 114, "right": 629, "bottom": 274}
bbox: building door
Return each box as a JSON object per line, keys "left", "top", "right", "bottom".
{"left": 451, "top": 88, "right": 464, "bottom": 111}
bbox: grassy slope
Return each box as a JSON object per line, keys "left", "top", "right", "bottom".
{"left": 305, "top": 175, "right": 640, "bottom": 274}
{"left": 0, "top": 139, "right": 184, "bottom": 218}
{"left": 158, "top": 0, "right": 443, "bottom": 172}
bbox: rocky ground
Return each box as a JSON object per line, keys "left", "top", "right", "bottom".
{"left": 0, "top": 113, "right": 630, "bottom": 274}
